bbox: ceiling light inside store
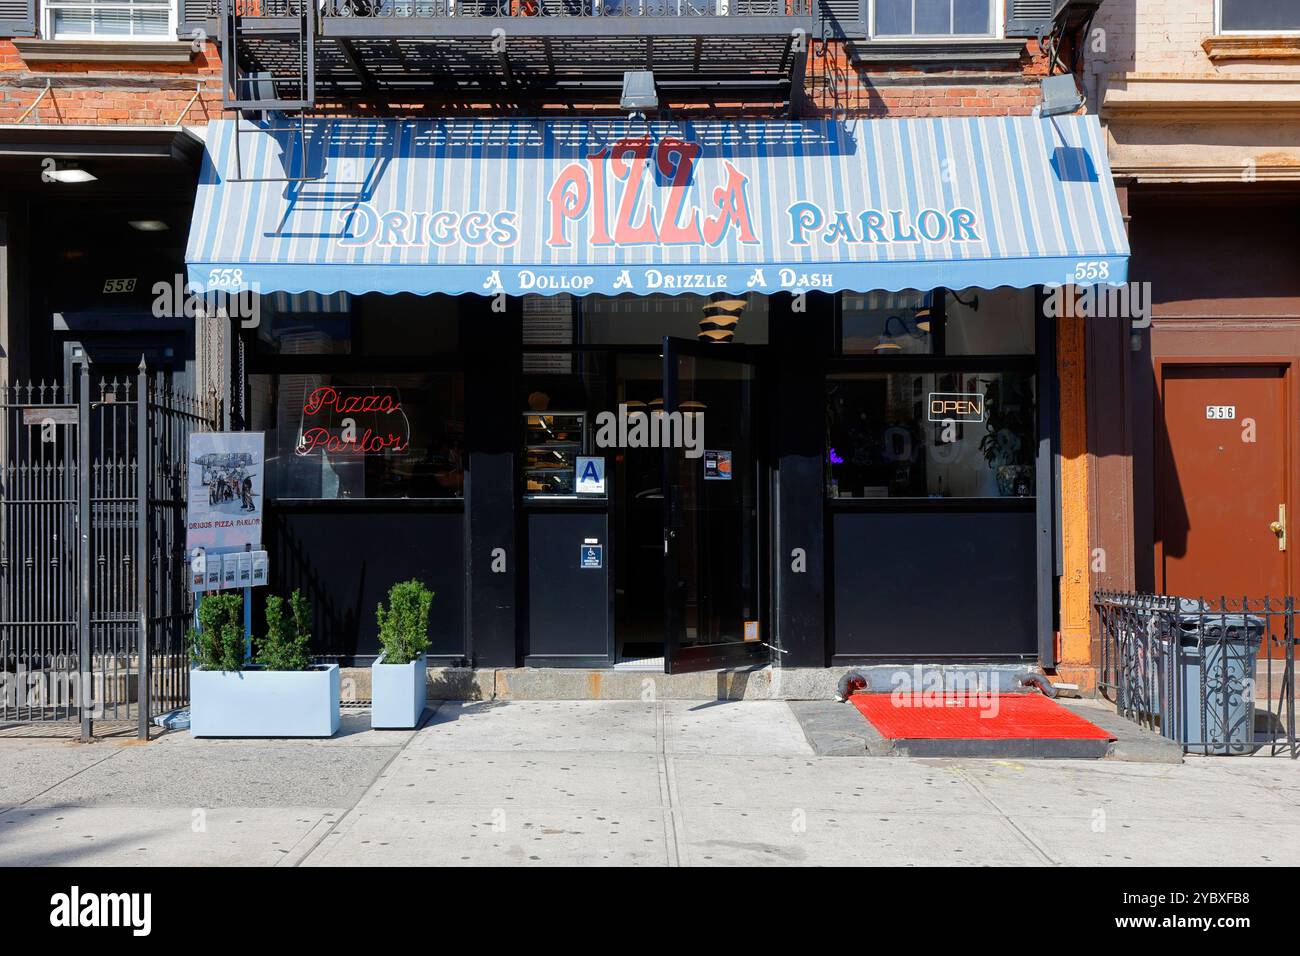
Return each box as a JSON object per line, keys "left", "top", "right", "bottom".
{"left": 46, "top": 165, "right": 97, "bottom": 184}
{"left": 129, "top": 220, "right": 169, "bottom": 232}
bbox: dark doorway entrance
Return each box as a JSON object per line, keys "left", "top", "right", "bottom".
{"left": 661, "top": 338, "right": 767, "bottom": 673}
{"left": 519, "top": 295, "right": 771, "bottom": 672}
{"left": 609, "top": 343, "right": 768, "bottom": 672}
{"left": 611, "top": 352, "right": 666, "bottom": 668}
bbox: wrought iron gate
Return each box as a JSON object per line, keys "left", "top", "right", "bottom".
{"left": 0, "top": 363, "right": 218, "bottom": 740}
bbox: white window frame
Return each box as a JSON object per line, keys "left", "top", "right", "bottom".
{"left": 1215, "top": 0, "right": 1300, "bottom": 35}
{"left": 41, "top": 0, "right": 178, "bottom": 42}
{"left": 866, "top": 0, "right": 1004, "bottom": 40}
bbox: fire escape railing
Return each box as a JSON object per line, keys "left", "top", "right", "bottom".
{"left": 217, "top": 0, "right": 811, "bottom": 19}
{"left": 216, "top": 0, "right": 811, "bottom": 117}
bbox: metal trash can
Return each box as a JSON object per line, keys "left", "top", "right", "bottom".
{"left": 1167, "top": 602, "right": 1264, "bottom": 755}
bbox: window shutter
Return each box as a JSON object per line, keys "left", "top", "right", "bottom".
{"left": 1005, "top": 0, "right": 1056, "bottom": 38}
{"left": 818, "top": 0, "right": 866, "bottom": 37}
{"left": 178, "top": 0, "right": 217, "bottom": 40}
{"left": 0, "top": 0, "right": 36, "bottom": 38}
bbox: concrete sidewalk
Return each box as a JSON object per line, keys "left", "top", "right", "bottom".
{"left": 2, "top": 700, "right": 1298, "bottom": 866}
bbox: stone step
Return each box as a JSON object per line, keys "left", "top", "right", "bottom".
{"left": 335, "top": 663, "right": 1045, "bottom": 702}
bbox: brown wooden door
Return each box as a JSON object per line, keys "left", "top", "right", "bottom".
{"left": 1157, "top": 365, "right": 1289, "bottom": 616}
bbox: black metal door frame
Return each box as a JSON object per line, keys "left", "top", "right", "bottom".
{"left": 662, "top": 336, "right": 769, "bottom": 673}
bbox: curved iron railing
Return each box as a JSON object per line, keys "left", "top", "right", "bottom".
{"left": 1095, "top": 590, "right": 1297, "bottom": 758}
{"left": 223, "top": 0, "right": 810, "bottom": 18}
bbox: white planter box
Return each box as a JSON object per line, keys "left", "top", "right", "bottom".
{"left": 190, "top": 664, "right": 340, "bottom": 738}
{"left": 371, "top": 653, "right": 427, "bottom": 729}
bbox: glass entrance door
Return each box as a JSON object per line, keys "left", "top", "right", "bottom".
{"left": 662, "top": 337, "right": 767, "bottom": 673}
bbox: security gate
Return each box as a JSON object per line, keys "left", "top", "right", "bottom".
{"left": 0, "top": 363, "right": 218, "bottom": 740}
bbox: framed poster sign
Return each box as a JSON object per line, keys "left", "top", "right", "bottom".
{"left": 187, "top": 432, "right": 266, "bottom": 554}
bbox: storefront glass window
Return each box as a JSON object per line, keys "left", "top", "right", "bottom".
{"left": 582, "top": 294, "right": 769, "bottom": 345}
{"left": 249, "top": 372, "right": 465, "bottom": 499}
{"left": 840, "top": 291, "right": 934, "bottom": 355}
{"left": 259, "top": 314, "right": 353, "bottom": 355}
{"left": 825, "top": 370, "right": 1036, "bottom": 499}
{"left": 519, "top": 351, "right": 612, "bottom": 498}
{"left": 254, "top": 293, "right": 460, "bottom": 356}
{"left": 943, "top": 287, "right": 1035, "bottom": 355}
{"left": 521, "top": 293, "right": 770, "bottom": 347}
{"left": 838, "top": 288, "right": 1034, "bottom": 356}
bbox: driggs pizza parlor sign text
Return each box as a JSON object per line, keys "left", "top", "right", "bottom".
{"left": 296, "top": 387, "right": 410, "bottom": 456}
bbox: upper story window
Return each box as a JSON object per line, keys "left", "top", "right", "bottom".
{"left": 871, "top": 0, "right": 996, "bottom": 37}
{"left": 42, "top": 0, "right": 175, "bottom": 40}
{"left": 1218, "top": 0, "right": 1300, "bottom": 33}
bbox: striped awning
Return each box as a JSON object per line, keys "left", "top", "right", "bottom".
{"left": 186, "top": 115, "right": 1128, "bottom": 298}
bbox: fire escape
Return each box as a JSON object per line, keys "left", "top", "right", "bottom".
{"left": 210, "top": 0, "right": 814, "bottom": 115}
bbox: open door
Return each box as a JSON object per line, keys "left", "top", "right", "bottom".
{"left": 662, "top": 337, "right": 767, "bottom": 673}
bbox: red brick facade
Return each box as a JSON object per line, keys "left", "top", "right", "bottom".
{"left": 0, "top": 40, "right": 223, "bottom": 125}
{"left": 805, "top": 39, "right": 1047, "bottom": 117}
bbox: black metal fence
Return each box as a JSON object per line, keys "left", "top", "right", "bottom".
{"left": 1095, "top": 591, "right": 1297, "bottom": 758}
{"left": 0, "top": 365, "right": 218, "bottom": 740}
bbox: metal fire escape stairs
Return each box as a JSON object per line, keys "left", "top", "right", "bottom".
{"left": 219, "top": 0, "right": 318, "bottom": 182}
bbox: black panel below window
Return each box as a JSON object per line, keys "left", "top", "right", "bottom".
{"left": 265, "top": 508, "right": 465, "bottom": 662}
{"left": 525, "top": 510, "right": 612, "bottom": 664}
{"left": 830, "top": 507, "right": 1036, "bottom": 659}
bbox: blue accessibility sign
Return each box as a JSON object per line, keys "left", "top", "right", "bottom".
{"left": 580, "top": 544, "right": 603, "bottom": 569}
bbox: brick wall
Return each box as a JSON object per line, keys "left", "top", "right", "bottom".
{"left": 806, "top": 39, "right": 1047, "bottom": 118}
{"left": 1088, "top": 0, "right": 1217, "bottom": 83}
{"left": 0, "top": 39, "right": 223, "bottom": 125}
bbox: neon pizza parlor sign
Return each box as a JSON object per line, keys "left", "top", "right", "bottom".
{"left": 296, "top": 386, "right": 410, "bottom": 456}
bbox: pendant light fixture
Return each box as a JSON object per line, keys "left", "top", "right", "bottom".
{"left": 698, "top": 295, "right": 746, "bottom": 343}
{"left": 873, "top": 315, "right": 904, "bottom": 352}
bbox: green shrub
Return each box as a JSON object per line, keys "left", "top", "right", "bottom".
{"left": 190, "top": 592, "right": 245, "bottom": 672}
{"left": 376, "top": 579, "right": 432, "bottom": 666}
{"left": 258, "top": 590, "right": 314, "bottom": 672}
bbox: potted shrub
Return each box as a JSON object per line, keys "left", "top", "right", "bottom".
{"left": 189, "top": 589, "right": 340, "bottom": 738}
{"left": 371, "top": 579, "right": 432, "bottom": 729}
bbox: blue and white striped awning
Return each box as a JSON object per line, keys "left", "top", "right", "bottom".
{"left": 186, "top": 115, "right": 1128, "bottom": 298}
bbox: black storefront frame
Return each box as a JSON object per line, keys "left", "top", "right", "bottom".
{"left": 231, "top": 288, "right": 1059, "bottom": 671}
{"left": 515, "top": 335, "right": 775, "bottom": 672}
{"left": 515, "top": 343, "right": 650, "bottom": 669}
{"left": 816, "top": 289, "right": 1058, "bottom": 667}
{"left": 237, "top": 304, "right": 479, "bottom": 668}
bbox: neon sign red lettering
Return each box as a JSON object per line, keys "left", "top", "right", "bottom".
{"left": 297, "top": 427, "right": 409, "bottom": 456}
{"left": 303, "top": 386, "right": 403, "bottom": 416}
{"left": 298, "top": 386, "right": 409, "bottom": 457}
